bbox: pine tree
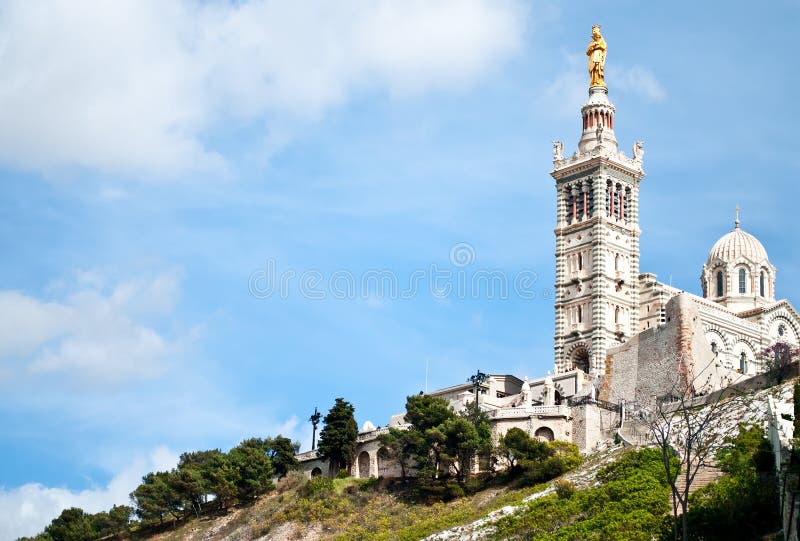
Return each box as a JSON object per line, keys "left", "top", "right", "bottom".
{"left": 317, "top": 398, "right": 358, "bottom": 476}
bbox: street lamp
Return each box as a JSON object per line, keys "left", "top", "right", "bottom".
{"left": 467, "top": 369, "right": 489, "bottom": 414}
{"left": 309, "top": 407, "right": 322, "bottom": 450}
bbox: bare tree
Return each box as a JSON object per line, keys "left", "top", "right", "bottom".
{"left": 637, "top": 355, "right": 738, "bottom": 541}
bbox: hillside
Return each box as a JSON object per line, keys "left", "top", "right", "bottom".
{"left": 142, "top": 381, "right": 792, "bottom": 541}
{"left": 22, "top": 380, "right": 792, "bottom": 541}
{"left": 145, "top": 444, "right": 627, "bottom": 541}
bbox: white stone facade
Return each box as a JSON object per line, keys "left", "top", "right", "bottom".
{"left": 552, "top": 86, "right": 644, "bottom": 377}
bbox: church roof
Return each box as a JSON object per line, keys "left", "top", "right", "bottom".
{"left": 707, "top": 221, "right": 769, "bottom": 266}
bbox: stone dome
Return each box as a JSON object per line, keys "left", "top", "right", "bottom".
{"left": 707, "top": 223, "right": 769, "bottom": 266}
{"left": 701, "top": 214, "right": 777, "bottom": 310}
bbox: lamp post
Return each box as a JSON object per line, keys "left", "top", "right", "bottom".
{"left": 467, "top": 370, "right": 488, "bottom": 415}
{"left": 309, "top": 407, "right": 321, "bottom": 450}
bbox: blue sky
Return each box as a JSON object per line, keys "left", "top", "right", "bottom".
{"left": 1, "top": 0, "right": 799, "bottom": 538}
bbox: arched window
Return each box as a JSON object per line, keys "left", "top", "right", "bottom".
{"left": 760, "top": 271, "right": 765, "bottom": 297}
{"left": 738, "top": 268, "right": 746, "bottom": 294}
{"left": 716, "top": 271, "right": 724, "bottom": 297}
{"left": 571, "top": 347, "right": 590, "bottom": 373}
{"left": 534, "top": 427, "right": 555, "bottom": 442}
{"left": 614, "top": 307, "right": 620, "bottom": 323}
{"left": 578, "top": 253, "right": 583, "bottom": 271}
{"left": 614, "top": 254, "right": 620, "bottom": 271}
{"left": 577, "top": 306, "right": 583, "bottom": 323}
{"left": 739, "top": 352, "right": 747, "bottom": 373}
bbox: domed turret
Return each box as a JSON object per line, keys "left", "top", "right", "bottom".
{"left": 701, "top": 209, "right": 776, "bottom": 311}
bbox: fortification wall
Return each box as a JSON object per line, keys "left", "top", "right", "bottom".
{"left": 601, "top": 293, "right": 734, "bottom": 407}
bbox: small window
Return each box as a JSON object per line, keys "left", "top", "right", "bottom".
{"left": 614, "top": 254, "right": 620, "bottom": 271}
{"left": 578, "top": 253, "right": 583, "bottom": 271}
{"left": 779, "top": 324, "right": 786, "bottom": 337}
{"left": 711, "top": 341, "right": 717, "bottom": 354}
{"left": 739, "top": 352, "right": 747, "bottom": 373}
{"left": 738, "top": 268, "right": 746, "bottom": 294}
{"left": 760, "top": 271, "right": 765, "bottom": 297}
{"left": 614, "top": 307, "right": 620, "bottom": 323}
{"left": 716, "top": 271, "right": 724, "bottom": 297}
{"left": 578, "top": 306, "right": 583, "bottom": 323}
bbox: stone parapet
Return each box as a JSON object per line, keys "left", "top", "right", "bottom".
{"left": 487, "top": 405, "right": 570, "bottom": 419}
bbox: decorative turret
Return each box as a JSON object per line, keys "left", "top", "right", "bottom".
{"left": 577, "top": 87, "right": 618, "bottom": 154}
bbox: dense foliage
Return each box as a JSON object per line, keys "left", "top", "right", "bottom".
{"left": 685, "top": 424, "right": 779, "bottom": 540}
{"left": 17, "top": 505, "right": 134, "bottom": 541}
{"left": 317, "top": 397, "right": 359, "bottom": 475}
{"left": 492, "top": 447, "right": 673, "bottom": 540}
{"left": 498, "top": 428, "right": 581, "bottom": 486}
{"left": 403, "top": 395, "right": 491, "bottom": 486}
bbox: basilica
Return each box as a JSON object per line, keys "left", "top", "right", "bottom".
{"left": 297, "top": 27, "right": 800, "bottom": 478}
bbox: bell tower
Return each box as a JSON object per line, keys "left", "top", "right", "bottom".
{"left": 551, "top": 27, "right": 645, "bottom": 376}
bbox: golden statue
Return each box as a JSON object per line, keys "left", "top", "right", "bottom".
{"left": 586, "top": 25, "right": 607, "bottom": 87}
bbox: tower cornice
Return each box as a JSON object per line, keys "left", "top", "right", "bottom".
{"left": 551, "top": 152, "right": 644, "bottom": 182}
{"left": 554, "top": 215, "right": 641, "bottom": 237}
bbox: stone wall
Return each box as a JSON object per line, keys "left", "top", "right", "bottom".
{"left": 601, "top": 293, "right": 742, "bottom": 408}
{"left": 571, "top": 404, "right": 619, "bottom": 451}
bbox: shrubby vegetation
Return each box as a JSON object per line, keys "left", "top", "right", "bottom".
{"left": 498, "top": 428, "right": 582, "bottom": 487}
{"left": 492, "top": 424, "right": 780, "bottom": 541}
{"left": 492, "top": 447, "right": 674, "bottom": 540}
{"left": 684, "top": 424, "right": 779, "bottom": 540}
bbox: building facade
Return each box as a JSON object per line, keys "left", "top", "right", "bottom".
{"left": 551, "top": 84, "right": 644, "bottom": 377}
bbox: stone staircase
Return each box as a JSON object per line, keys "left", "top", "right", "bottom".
{"left": 617, "top": 418, "right": 650, "bottom": 447}
{"left": 613, "top": 419, "right": 723, "bottom": 515}
{"left": 670, "top": 463, "right": 722, "bottom": 514}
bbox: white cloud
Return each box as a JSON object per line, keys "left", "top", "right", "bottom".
{"left": 541, "top": 69, "right": 586, "bottom": 119}
{"left": 609, "top": 65, "right": 667, "bottom": 102}
{"left": 0, "top": 446, "right": 179, "bottom": 541}
{"left": 0, "top": 270, "right": 182, "bottom": 384}
{"left": 541, "top": 63, "right": 666, "bottom": 120}
{"left": 0, "top": 0, "right": 526, "bottom": 176}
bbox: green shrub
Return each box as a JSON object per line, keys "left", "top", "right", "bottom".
{"left": 299, "top": 475, "right": 335, "bottom": 498}
{"left": 492, "top": 448, "right": 671, "bottom": 540}
{"left": 554, "top": 480, "right": 575, "bottom": 499}
{"left": 516, "top": 441, "right": 581, "bottom": 487}
{"left": 411, "top": 478, "right": 466, "bottom": 503}
{"left": 278, "top": 470, "right": 307, "bottom": 493}
{"left": 463, "top": 476, "right": 488, "bottom": 495}
{"left": 685, "top": 424, "right": 779, "bottom": 540}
